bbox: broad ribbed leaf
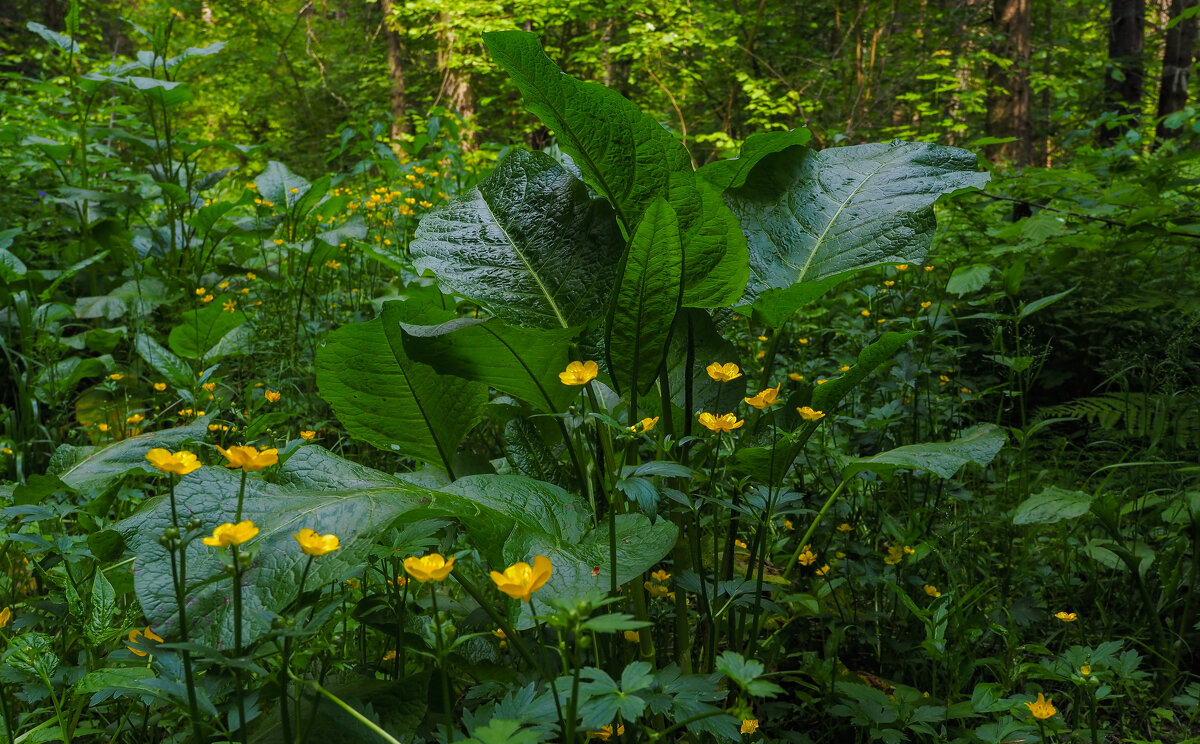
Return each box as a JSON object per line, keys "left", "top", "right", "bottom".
{"left": 503, "top": 418, "right": 573, "bottom": 490}
{"left": 46, "top": 417, "right": 211, "bottom": 492}
{"left": 726, "top": 142, "right": 989, "bottom": 299}
{"left": 397, "top": 311, "right": 579, "bottom": 412}
{"left": 119, "top": 449, "right": 674, "bottom": 645}
{"left": 167, "top": 299, "right": 249, "bottom": 360}
{"left": 843, "top": 423, "right": 1006, "bottom": 480}
{"left": 134, "top": 333, "right": 193, "bottom": 390}
{"left": 697, "top": 128, "right": 812, "bottom": 191}
{"left": 316, "top": 311, "right": 487, "bottom": 476}
{"left": 410, "top": 149, "right": 622, "bottom": 329}
{"left": 482, "top": 31, "right": 748, "bottom": 308}
{"left": 251, "top": 161, "right": 311, "bottom": 212}
{"left": 606, "top": 198, "right": 682, "bottom": 397}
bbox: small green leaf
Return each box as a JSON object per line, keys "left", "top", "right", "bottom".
{"left": 697, "top": 128, "right": 813, "bottom": 191}
{"left": 843, "top": 424, "right": 1006, "bottom": 480}
{"left": 606, "top": 198, "right": 682, "bottom": 396}
{"left": 168, "top": 300, "right": 250, "bottom": 360}
{"left": 946, "top": 264, "right": 995, "bottom": 296}
{"left": 85, "top": 571, "right": 118, "bottom": 645}
{"left": 1013, "top": 487, "right": 1093, "bottom": 525}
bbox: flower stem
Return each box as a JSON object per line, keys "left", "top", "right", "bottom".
{"left": 232, "top": 544, "right": 247, "bottom": 744}
{"left": 235, "top": 468, "right": 248, "bottom": 522}
{"left": 428, "top": 588, "right": 454, "bottom": 742}
{"left": 288, "top": 670, "right": 404, "bottom": 744}
{"left": 169, "top": 476, "right": 204, "bottom": 744}
{"left": 529, "top": 597, "right": 566, "bottom": 735}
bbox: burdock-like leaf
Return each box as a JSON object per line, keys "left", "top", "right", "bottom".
{"left": 410, "top": 149, "right": 623, "bottom": 330}
{"left": 726, "top": 142, "right": 989, "bottom": 300}
{"left": 483, "top": 31, "right": 748, "bottom": 308}
{"left": 606, "top": 198, "right": 682, "bottom": 396}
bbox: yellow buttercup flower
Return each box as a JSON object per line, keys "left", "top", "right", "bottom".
{"left": 921, "top": 301, "right": 932, "bottom": 309}
{"left": 217, "top": 445, "right": 279, "bottom": 471}
{"left": 195, "top": 287, "right": 206, "bottom": 296}
{"left": 788, "top": 372, "right": 804, "bottom": 381}
{"left": 815, "top": 564, "right": 831, "bottom": 576}
{"left": 404, "top": 553, "right": 455, "bottom": 582}
{"left": 264, "top": 390, "right": 281, "bottom": 403}
{"left": 860, "top": 309, "right": 870, "bottom": 317}
{"left": 154, "top": 382, "right": 167, "bottom": 391}
{"left": 145, "top": 448, "right": 202, "bottom": 476}
{"left": 1055, "top": 611, "right": 1078, "bottom": 622}
{"left": 559, "top": 360, "right": 599, "bottom": 386}
{"left": 784, "top": 519, "right": 795, "bottom": 530}
{"left": 650, "top": 569, "right": 671, "bottom": 582}
{"left": 202, "top": 294, "right": 214, "bottom": 304}
{"left": 924, "top": 584, "right": 941, "bottom": 598}
{"left": 706, "top": 362, "right": 742, "bottom": 382}
{"left": 202, "top": 382, "right": 217, "bottom": 393}
{"left": 884, "top": 545, "right": 905, "bottom": 565}
{"left": 1080, "top": 664, "right": 1092, "bottom": 676}
{"left": 127, "top": 626, "right": 164, "bottom": 657}
{"left": 0, "top": 606, "right": 11, "bottom": 628}
{"left": 294, "top": 528, "right": 341, "bottom": 556}
{"left": 697, "top": 412, "right": 744, "bottom": 433}
{"left": 1025, "top": 692, "right": 1057, "bottom": 719}
{"left": 884, "top": 280, "right": 895, "bottom": 287}
{"left": 896, "top": 264, "right": 909, "bottom": 271}
{"left": 126, "top": 413, "right": 145, "bottom": 424}
{"left": 796, "top": 406, "right": 826, "bottom": 421}
{"left": 222, "top": 299, "right": 237, "bottom": 312}
{"left": 740, "top": 719, "right": 759, "bottom": 734}
{"left": 797, "top": 546, "right": 818, "bottom": 566}
{"left": 624, "top": 630, "right": 640, "bottom": 643}
{"left": 744, "top": 383, "right": 781, "bottom": 409}
{"left": 836, "top": 523, "right": 852, "bottom": 532}
{"left": 300, "top": 430, "right": 317, "bottom": 440}
{"left": 629, "top": 416, "right": 659, "bottom": 433}
{"left": 202, "top": 520, "right": 259, "bottom": 548}
{"left": 490, "top": 555, "right": 552, "bottom": 601}
{"left": 590, "top": 724, "right": 625, "bottom": 741}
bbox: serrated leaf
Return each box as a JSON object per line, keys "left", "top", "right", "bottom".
{"left": 410, "top": 148, "right": 623, "bottom": 329}
{"left": 317, "top": 310, "right": 488, "bottom": 476}
{"left": 398, "top": 312, "right": 579, "bottom": 412}
{"left": 482, "top": 31, "right": 748, "bottom": 308}
{"left": 726, "top": 142, "right": 989, "bottom": 299}
{"left": 606, "top": 197, "right": 682, "bottom": 396}
{"left": 843, "top": 423, "right": 1006, "bottom": 480}
{"left": 85, "top": 571, "right": 117, "bottom": 645}
{"left": 1013, "top": 486, "right": 1093, "bottom": 525}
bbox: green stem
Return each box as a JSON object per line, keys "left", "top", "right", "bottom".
{"left": 429, "top": 588, "right": 454, "bottom": 742}
{"left": 529, "top": 597, "right": 567, "bottom": 736}
{"left": 782, "top": 476, "right": 852, "bottom": 581}
{"left": 289, "top": 671, "right": 404, "bottom": 744}
{"left": 232, "top": 545, "right": 247, "bottom": 744}
{"left": 168, "top": 478, "right": 205, "bottom": 743}
{"left": 235, "top": 468, "right": 248, "bottom": 523}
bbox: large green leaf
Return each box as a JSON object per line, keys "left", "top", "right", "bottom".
{"left": 812, "top": 331, "right": 920, "bottom": 411}
{"left": 725, "top": 142, "right": 989, "bottom": 299}
{"left": 316, "top": 310, "right": 488, "bottom": 476}
{"left": 1013, "top": 487, "right": 1092, "bottom": 525}
{"left": 134, "top": 333, "right": 193, "bottom": 390}
{"left": 397, "top": 310, "right": 579, "bottom": 413}
{"left": 697, "top": 128, "right": 812, "bottom": 191}
{"left": 118, "top": 448, "right": 675, "bottom": 645}
{"left": 410, "top": 149, "right": 623, "bottom": 330}
{"left": 252, "top": 161, "right": 311, "bottom": 212}
{"left": 167, "top": 299, "right": 250, "bottom": 360}
{"left": 739, "top": 269, "right": 865, "bottom": 328}
{"left": 606, "top": 198, "right": 682, "bottom": 397}
{"left": 842, "top": 424, "right": 1006, "bottom": 480}
{"left": 482, "top": 31, "right": 748, "bottom": 308}
{"left": 46, "top": 418, "right": 211, "bottom": 492}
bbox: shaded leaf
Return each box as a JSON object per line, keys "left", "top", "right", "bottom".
{"left": 1013, "top": 487, "right": 1093, "bottom": 525}
{"left": 843, "top": 424, "right": 1006, "bottom": 480}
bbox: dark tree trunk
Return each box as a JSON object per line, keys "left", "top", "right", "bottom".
{"left": 985, "top": 0, "right": 1034, "bottom": 167}
{"left": 380, "top": 0, "right": 409, "bottom": 144}
{"left": 1156, "top": 0, "right": 1198, "bottom": 140}
{"left": 436, "top": 15, "right": 476, "bottom": 150}
{"left": 1101, "top": 0, "right": 1146, "bottom": 145}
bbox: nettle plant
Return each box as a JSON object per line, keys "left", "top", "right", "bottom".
{"left": 3, "top": 31, "right": 1002, "bottom": 744}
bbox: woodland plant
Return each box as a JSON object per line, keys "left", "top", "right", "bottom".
{"left": 4, "top": 15, "right": 1198, "bottom": 744}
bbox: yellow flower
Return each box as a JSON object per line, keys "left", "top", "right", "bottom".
{"left": 97, "top": 423, "right": 110, "bottom": 433}
{"left": 126, "top": 413, "right": 145, "bottom": 424}
{"left": 796, "top": 406, "right": 826, "bottom": 422}
{"left": 650, "top": 569, "right": 671, "bottom": 582}
{"left": 127, "top": 626, "right": 165, "bottom": 657}
{"left": 788, "top": 372, "right": 804, "bottom": 381}
{"left": 264, "top": 390, "right": 281, "bottom": 403}
{"left": 217, "top": 444, "right": 279, "bottom": 471}
{"left": 202, "top": 382, "right": 216, "bottom": 392}
{"left": 1025, "top": 692, "right": 1057, "bottom": 719}
{"left": 195, "top": 287, "right": 206, "bottom": 296}
{"left": 404, "top": 553, "right": 455, "bottom": 582}
{"left": 896, "top": 264, "right": 909, "bottom": 271}
{"left": 734, "top": 539, "right": 748, "bottom": 549}
{"left": 920, "top": 301, "right": 932, "bottom": 309}
{"left": 706, "top": 362, "right": 742, "bottom": 382}
{"left": 816, "top": 378, "right": 827, "bottom": 385}
{"left": 644, "top": 581, "right": 671, "bottom": 598}
{"left": 145, "top": 448, "right": 202, "bottom": 476}
{"left": 326, "top": 260, "right": 341, "bottom": 270}
{"left": 798, "top": 338, "right": 809, "bottom": 345}
{"left": 490, "top": 555, "right": 552, "bottom": 601}
{"left": 924, "top": 265, "right": 935, "bottom": 272}
{"left": 697, "top": 412, "right": 744, "bottom": 433}
{"left": 1080, "top": 664, "right": 1092, "bottom": 675}
{"left": 1055, "top": 611, "right": 1078, "bottom": 622}
{"left": 740, "top": 719, "right": 759, "bottom": 734}
{"left": 836, "top": 523, "right": 852, "bottom": 532}
{"left": 300, "top": 430, "right": 317, "bottom": 440}
{"left": 222, "top": 299, "right": 237, "bottom": 312}
{"left": 0, "top": 606, "right": 10, "bottom": 629}
{"left": 246, "top": 272, "right": 257, "bottom": 280}
{"left": 294, "top": 528, "right": 341, "bottom": 556}
{"left": 590, "top": 724, "right": 625, "bottom": 741}
{"left": 419, "top": 200, "right": 433, "bottom": 208}
{"left": 559, "top": 360, "right": 599, "bottom": 386}
{"left": 904, "top": 545, "right": 915, "bottom": 555}
{"left": 960, "top": 387, "right": 972, "bottom": 394}
{"left": 784, "top": 519, "right": 795, "bottom": 531}
{"left": 382, "top": 649, "right": 398, "bottom": 661}
{"left": 797, "top": 546, "right": 817, "bottom": 566}
{"left": 815, "top": 564, "right": 831, "bottom": 576}
{"left": 884, "top": 280, "right": 895, "bottom": 287}
{"left": 884, "top": 545, "right": 905, "bottom": 565}
{"left": 744, "top": 383, "right": 781, "bottom": 409}
{"left": 924, "top": 584, "right": 941, "bottom": 598}
{"left": 108, "top": 373, "right": 125, "bottom": 382}
{"left": 202, "top": 520, "right": 259, "bottom": 548}
{"left": 154, "top": 382, "right": 167, "bottom": 392}
{"left": 218, "top": 281, "right": 230, "bottom": 290}
{"left": 629, "top": 416, "right": 659, "bottom": 433}
{"left": 289, "top": 187, "right": 300, "bottom": 194}
{"left": 624, "top": 630, "right": 640, "bottom": 643}
{"left": 860, "top": 309, "right": 870, "bottom": 317}
{"left": 202, "top": 294, "right": 214, "bottom": 303}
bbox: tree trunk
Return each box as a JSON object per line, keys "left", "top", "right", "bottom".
{"left": 985, "top": 0, "right": 1034, "bottom": 167}
{"left": 380, "top": 0, "right": 409, "bottom": 144}
{"left": 1101, "top": 0, "right": 1146, "bottom": 145}
{"left": 1156, "top": 0, "right": 1198, "bottom": 140}
{"left": 436, "top": 15, "right": 476, "bottom": 150}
